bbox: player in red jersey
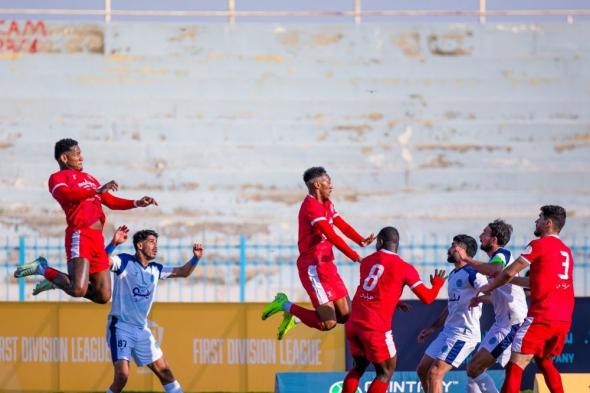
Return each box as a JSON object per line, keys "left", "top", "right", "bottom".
{"left": 342, "top": 226, "right": 447, "bottom": 393}
{"left": 14, "top": 138, "right": 157, "bottom": 303}
{"left": 473, "top": 205, "right": 574, "bottom": 393}
{"left": 261, "top": 167, "right": 376, "bottom": 339}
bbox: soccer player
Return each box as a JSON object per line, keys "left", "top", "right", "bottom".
{"left": 342, "top": 226, "right": 447, "bottom": 393}
{"left": 452, "top": 220, "right": 528, "bottom": 393}
{"left": 473, "top": 206, "right": 574, "bottom": 393}
{"left": 13, "top": 138, "right": 157, "bottom": 303}
{"left": 105, "top": 226, "right": 204, "bottom": 393}
{"left": 416, "top": 234, "right": 488, "bottom": 393}
{"left": 261, "top": 167, "right": 375, "bottom": 339}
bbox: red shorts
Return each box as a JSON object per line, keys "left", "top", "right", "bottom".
{"left": 298, "top": 261, "right": 348, "bottom": 308}
{"left": 512, "top": 317, "right": 570, "bottom": 358}
{"left": 65, "top": 227, "right": 109, "bottom": 274}
{"left": 346, "top": 321, "right": 397, "bottom": 363}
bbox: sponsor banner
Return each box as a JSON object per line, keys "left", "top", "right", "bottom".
{"left": 346, "top": 298, "right": 590, "bottom": 389}
{"left": 275, "top": 370, "right": 505, "bottom": 393}
{"left": 0, "top": 302, "right": 343, "bottom": 392}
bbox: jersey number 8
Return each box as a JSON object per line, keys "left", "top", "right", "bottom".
{"left": 362, "top": 264, "right": 385, "bottom": 291}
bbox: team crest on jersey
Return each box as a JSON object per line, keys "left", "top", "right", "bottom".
{"left": 455, "top": 279, "right": 463, "bottom": 288}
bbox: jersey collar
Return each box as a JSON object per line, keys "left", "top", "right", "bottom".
{"left": 378, "top": 249, "right": 398, "bottom": 256}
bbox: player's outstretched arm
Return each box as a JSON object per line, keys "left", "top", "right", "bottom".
{"left": 105, "top": 225, "right": 129, "bottom": 267}
{"left": 473, "top": 257, "right": 528, "bottom": 300}
{"left": 314, "top": 220, "right": 361, "bottom": 262}
{"left": 417, "top": 307, "right": 448, "bottom": 343}
{"left": 510, "top": 276, "right": 530, "bottom": 288}
{"left": 332, "top": 216, "right": 375, "bottom": 247}
{"left": 170, "top": 243, "right": 204, "bottom": 278}
{"left": 452, "top": 246, "right": 502, "bottom": 277}
{"left": 412, "top": 269, "right": 447, "bottom": 304}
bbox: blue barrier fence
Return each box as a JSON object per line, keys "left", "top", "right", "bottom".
{"left": 1, "top": 235, "right": 589, "bottom": 302}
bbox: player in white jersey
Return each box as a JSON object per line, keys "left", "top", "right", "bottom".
{"left": 416, "top": 234, "right": 488, "bottom": 393}
{"left": 105, "top": 226, "right": 204, "bottom": 393}
{"left": 453, "top": 220, "right": 528, "bottom": 393}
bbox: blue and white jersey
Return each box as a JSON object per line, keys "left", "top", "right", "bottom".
{"left": 445, "top": 265, "right": 488, "bottom": 339}
{"left": 109, "top": 253, "right": 174, "bottom": 328}
{"left": 488, "top": 248, "right": 528, "bottom": 325}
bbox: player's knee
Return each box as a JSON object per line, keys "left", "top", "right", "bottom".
{"left": 427, "top": 365, "right": 445, "bottom": 381}
{"left": 96, "top": 291, "right": 111, "bottom": 304}
{"left": 336, "top": 313, "right": 349, "bottom": 324}
{"left": 322, "top": 320, "right": 338, "bottom": 331}
{"left": 466, "top": 363, "right": 482, "bottom": 379}
{"left": 70, "top": 285, "right": 87, "bottom": 298}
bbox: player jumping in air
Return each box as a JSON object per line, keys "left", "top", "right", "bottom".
{"left": 416, "top": 234, "right": 488, "bottom": 393}
{"left": 14, "top": 138, "right": 157, "bottom": 303}
{"left": 473, "top": 206, "right": 574, "bottom": 393}
{"left": 342, "top": 226, "right": 447, "bottom": 393}
{"left": 261, "top": 166, "right": 375, "bottom": 339}
{"left": 106, "top": 226, "right": 204, "bottom": 393}
{"left": 452, "top": 219, "right": 528, "bottom": 393}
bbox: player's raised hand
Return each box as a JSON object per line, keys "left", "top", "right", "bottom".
{"left": 112, "top": 225, "right": 129, "bottom": 246}
{"left": 452, "top": 245, "right": 469, "bottom": 263}
{"left": 417, "top": 327, "right": 435, "bottom": 343}
{"left": 97, "top": 180, "right": 119, "bottom": 194}
{"left": 360, "top": 233, "right": 376, "bottom": 247}
{"left": 193, "top": 243, "right": 204, "bottom": 260}
{"left": 430, "top": 269, "right": 447, "bottom": 285}
{"left": 135, "top": 196, "right": 158, "bottom": 207}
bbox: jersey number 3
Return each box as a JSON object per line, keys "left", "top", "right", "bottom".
{"left": 558, "top": 251, "right": 569, "bottom": 280}
{"left": 362, "top": 264, "right": 385, "bottom": 291}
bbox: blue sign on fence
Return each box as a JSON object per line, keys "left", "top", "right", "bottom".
{"left": 275, "top": 370, "right": 505, "bottom": 393}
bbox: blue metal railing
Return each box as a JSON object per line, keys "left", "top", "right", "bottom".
{"left": 1, "top": 235, "right": 589, "bottom": 302}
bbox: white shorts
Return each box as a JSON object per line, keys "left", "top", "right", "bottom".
{"left": 106, "top": 317, "right": 163, "bottom": 366}
{"left": 479, "top": 321, "right": 521, "bottom": 367}
{"left": 425, "top": 329, "right": 479, "bottom": 368}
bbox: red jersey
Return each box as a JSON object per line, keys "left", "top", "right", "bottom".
{"left": 520, "top": 235, "right": 574, "bottom": 322}
{"left": 48, "top": 169, "right": 135, "bottom": 230}
{"left": 297, "top": 195, "right": 339, "bottom": 269}
{"left": 349, "top": 249, "right": 422, "bottom": 331}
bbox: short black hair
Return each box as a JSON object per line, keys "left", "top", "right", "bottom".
{"left": 453, "top": 234, "right": 478, "bottom": 258}
{"left": 541, "top": 205, "right": 566, "bottom": 232}
{"left": 378, "top": 226, "right": 399, "bottom": 247}
{"left": 133, "top": 229, "right": 159, "bottom": 251}
{"left": 303, "top": 166, "right": 327, "bottom": 184}
{"left": 488, "top": 219, "right": 513, "bottom": 247}
{"left": 54, "top": 138, "right": 78, "bottom": 161}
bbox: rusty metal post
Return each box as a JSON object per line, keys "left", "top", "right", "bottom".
{"left": 228, "top": 0, "right": 236, "bottom": 24}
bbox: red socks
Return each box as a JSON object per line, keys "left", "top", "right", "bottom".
{"left": 501, "top": 361, "right": 524, "bottom": 393}
{"left": 289, "top": 304, "right": 327, "bottom": 331}
{"left": 368, "top": 379, "right": 388, "bottom": 393}
{"left": 44, "top": 267, "right": 60, "bottom": 281}
{"left": 535, "top": 357, "right": 564, "bottom": 393}
{"left": 342, "top": 369, "right": 362, "bottom": 393}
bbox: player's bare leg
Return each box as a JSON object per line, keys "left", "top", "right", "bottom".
{"left": 343, "top": 355, "right": 370, "bottom": 393}
{"left": 108, "top": 359, "right": 130, "bottom": 393}
{"left": 52, "top": 257, "right": 90, "bottom": 297}
{"left": 316, "top": 302, "right": 339, "bottom": 330}
{"left": 148, "top": 357, "right": 184, "bottom": 393}
{"left": 333, "top": 296, "right": 352, "bottom": 324}
{"left": 370, "top": 356, "right": 397, "bottom": 393}
{"left": 501, "top": 352, "right": 533, "bottom": 393}
{"left": 427, "top": 359, "right": 453, "bottom": 393}
{"left": 86, "top": 270, "right": 112, "bottom": 304}
{"left": 467, "top": 349, "right": 499, "bottom": 393}
{"left": 416, "top": 355, "right": 435, "bottom": 393}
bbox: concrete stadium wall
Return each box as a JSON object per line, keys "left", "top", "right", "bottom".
{"left": 0, "top": 20, "right": 589, "bottom": 243}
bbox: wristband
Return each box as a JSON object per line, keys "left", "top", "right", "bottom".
{"left": 105, "top": 243, "right": 117, "bottom": 255}
{"left": 190, "top": 256, "right": 200, "bottom": 266}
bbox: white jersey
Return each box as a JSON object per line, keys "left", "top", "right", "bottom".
{"left": 445, "top": 265, "right": 488, "bottom": 339}
{"left": 488, "top": 248, "right": 528, "bottom": 325}
{"left": 109, "top": 253, "right": 174, "bottom": 327}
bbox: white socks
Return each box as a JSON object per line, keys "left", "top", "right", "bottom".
{"left": 163, "top": 380, "right": 183, "bottom": 393}
{"left": 469, "top": 372, "right": 499, "bottom": 393}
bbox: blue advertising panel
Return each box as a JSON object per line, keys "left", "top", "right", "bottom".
{"left": 275, "top": 370, "right": 505, "bottom": 393}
